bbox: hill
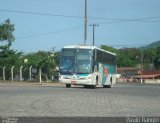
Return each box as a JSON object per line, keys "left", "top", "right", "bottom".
{"left": 147, "top": 40, "right": 160, "bottom": 48}
{"left": 140, "top": 40, "right": 160, "bottom": 49}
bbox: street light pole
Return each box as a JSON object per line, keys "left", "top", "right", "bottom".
{"left": 89, "top": 24, "right": 99, "bottom": 46}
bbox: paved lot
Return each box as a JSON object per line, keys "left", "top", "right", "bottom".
{"left": 0, "top": 82, "right": 160, "bottom": 117}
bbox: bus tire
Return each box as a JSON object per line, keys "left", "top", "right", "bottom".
{"left": 107, "top": 77, "right": 112, "bottom": 88}
{"left": 84, "top": 85, "right": 88, "bottom": 88}
{"left": 106, "top": 85, "right": 111, "bottom": 88}
{"left": 91, "top": 85, "right": 96, "bottom": 89}
{"left": 96, "top": 76, "right": 98, "bottom": 85}
{"left": 103, "top": 85, "right": 111, "bottom": 88}
{"left": 66, "top": 84, "right": 71, "bottom": 88}
{"left": 103, "top": 85, "right": 107, "bottom": 88}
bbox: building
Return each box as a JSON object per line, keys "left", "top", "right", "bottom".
{"left": 117, "top": 68, "right": 160, "bottom": 83}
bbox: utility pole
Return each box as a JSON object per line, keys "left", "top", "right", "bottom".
{"left": 89, "top": 24, "right": 99, "bottom": 46}
{"left": 84, "top": 0, "right": 88, "bottom": 45}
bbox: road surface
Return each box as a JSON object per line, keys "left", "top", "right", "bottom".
{"left": 0, "top": 83, "right": 159, "bottom": 117}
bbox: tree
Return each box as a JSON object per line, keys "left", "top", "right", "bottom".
{"left": 0, "top": 46, "right": 23, "bottom": 80}
{"left": 23, "top": 51, "right": 58, "bottom": 81}
{"left": 0, "top": 19, "right": 23, "bottom": 80}
{"left": 142, "top": 47, "right": 160, "bottom": 70}
{"left": 117, "top": 48, "right": 141, "bottom": 67}
{"left": 0, "top": 19, "right": 15, "bottom": 49}
{"left": 101, "top": 45, "right": 117, "bottom": 53}
{"left": 154, "top": 46, "right": 160, "bottom": 70}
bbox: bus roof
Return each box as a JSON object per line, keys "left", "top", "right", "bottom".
{"left": 63, "top": 45, "right": 96, "bottom": 50}
{"left": 63, "top": 45, "right": 116, "bottom": 56}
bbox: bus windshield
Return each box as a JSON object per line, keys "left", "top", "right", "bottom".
{"left": 60, "top": 49, "right": 92, "bottom": 74}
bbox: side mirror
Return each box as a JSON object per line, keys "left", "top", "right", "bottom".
{"left": 55, "top": 67, "right": 59, "bottom": 71}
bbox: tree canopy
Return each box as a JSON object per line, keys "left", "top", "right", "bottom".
{"left": 0, "top": 19, "right": 15, "bottom": 48}
{"left": 101, "top": 45, "right": 160, "bottom": 70}
{"left": 0, "top": 19, "right": 22, "bottom": 69}
{"left": 22, "top": 51, "right": 59, "bottom": 81}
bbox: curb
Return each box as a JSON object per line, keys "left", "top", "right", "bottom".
{"left": 0, "top": 82, "right": 64, "bottom": 87}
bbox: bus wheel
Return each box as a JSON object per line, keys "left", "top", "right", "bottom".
{"left": 84, "top": 85, "right": 90, "bottom": 88}
{"left": 103, "top": 85, "right": 107, "bottom": 88}
{"left": 96, "top": 76, "right": 98, "bottom": 85}
{"left": 105, "top": 77, "right": 112, "bottom": 88}
{"left": 106, "top": 85, "right": 111, "bottom": 88}
{"left": 91, "top": 85, "right": 96, "bottom": 89}
{"left": 103, "top": 85, "right": 111, "bottom": 88}
{"left": 66, "top": 84, "right": 71, "bottom": 88}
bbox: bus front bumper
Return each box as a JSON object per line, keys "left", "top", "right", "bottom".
{"left": 59, "top": 78, "right": 92, "bottom": 85}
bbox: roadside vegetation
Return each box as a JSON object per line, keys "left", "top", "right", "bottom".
{"left": 101, "top": 45, "right": 160, "bottom": 70}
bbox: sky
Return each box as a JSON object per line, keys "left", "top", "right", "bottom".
{"left": 0, "top": 0, "right": 160, "bottom": 53}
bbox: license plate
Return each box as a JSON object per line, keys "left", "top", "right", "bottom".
{"left": 71, "top": 81, "right": 77, "bottom": 84}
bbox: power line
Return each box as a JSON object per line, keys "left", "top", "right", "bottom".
{"left": 98, "top": 16, "right": 160, "bottom": 24}
{"left": 1, "top": 9, "right": 160, "bottom": 23}
{"left": 0, "top": 9, "right": 84, "bottom": 19}
{"left": 99, "top": 19, "right": 160, "bottom": 25}
{"left": 90, "top": 16, "right": 160, "bottom": 21}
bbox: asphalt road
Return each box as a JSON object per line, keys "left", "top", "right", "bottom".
{"left": 0, "top": 83, "right": 160, "bottom": 117}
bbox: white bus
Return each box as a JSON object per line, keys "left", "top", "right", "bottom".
{"left": 59, "top": 45, "right": 117, "bottom": 88}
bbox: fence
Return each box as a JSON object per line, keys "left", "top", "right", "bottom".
{"left": 0, "top": 66, "right": 59, "bottom": 83}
